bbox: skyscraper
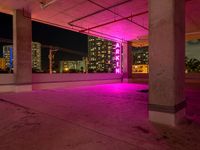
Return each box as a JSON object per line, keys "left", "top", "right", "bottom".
{"left": 88, "top": 36, "right": 116, "bottom": 73}
{"left": 2, "top": 42, "right": 42, "bottom": 72}
{"left": 0, "top": 58, "right": 6, "bottom": 70}
{"left": 133, "top": 46, "right": 149, "bottom": 65}
{"left": 132, "top": 46, "right": 149, "bottom": 73}
{"left": 59, "top": 60, "right": 84, "bottom": 73}
{"left": 32, "top": 42, "right": 42, "bottom": 71}
{"left": 3, "top": 45, "right": 13, "bottom": 71}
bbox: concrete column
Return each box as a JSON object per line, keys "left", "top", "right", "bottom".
{"left": 122, "top": 42, "right": 132, "bottom": 82}
{"left": 13, "top": 9, "right": 32, "bottom": 92}
{"left": 148, "top": 0, "right": 185, "bottom": 126}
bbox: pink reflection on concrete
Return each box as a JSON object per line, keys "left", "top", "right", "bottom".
{"left": 0, "top": 83, "right": 200, "bottom": 150}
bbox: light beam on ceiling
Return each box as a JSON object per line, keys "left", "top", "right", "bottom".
{"left": 40, "top": 0, "right": 57, "bottom": 9}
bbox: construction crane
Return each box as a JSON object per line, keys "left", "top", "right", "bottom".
{"left": 41, "top": 45, "right": 85, "bottom": 74}
{"left": 0, "top": 37, "right": 86, "bottom": 73}
{"left": 48, "top": 48, "right": 57, "bottom": 74}
{"left": 41, "top": 44, "right": 85, "bottom": 56}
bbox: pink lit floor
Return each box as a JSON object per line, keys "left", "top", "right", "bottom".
{"left": 0, "top": 83, "right": 200, "bottom": 150}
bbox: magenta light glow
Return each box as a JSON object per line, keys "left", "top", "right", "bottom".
{"left": 115, "top": 43, "right": 121, "bottom": 74}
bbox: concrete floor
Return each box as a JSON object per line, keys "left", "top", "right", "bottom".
{"left": 0, "top": 83, "right": 200, "bottom": 150}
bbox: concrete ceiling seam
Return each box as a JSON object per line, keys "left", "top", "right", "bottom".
{"left": 69, "top": 23, "right": 124, "bottom": 41}
{"left": 79, "top": 10, "right": 148, "bottom": 33}
{"left": 68, "top": 0, "right": 132, "bottom": 25}
{"left": 86, "top": 0, "right": 148, "bottom": 30}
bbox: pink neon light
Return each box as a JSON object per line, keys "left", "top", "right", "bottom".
{"left": 116, "top": 55, "right": 120, "bottom": 61}
{"left": 116, "top": 62, "right": 119, "bottom": 67}
{"left": 116, "top": 49, "right": 120, "bottom": 54}
{"left": 116, "top": 68, "right": 120, "bottom": 73}
{"left": 116, "top": 43, "right": 120, "bottom": 48}
{"left": 115, "top": 43, "right": 121, "bottom": 74}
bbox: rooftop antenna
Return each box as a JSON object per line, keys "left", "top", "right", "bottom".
{"left": 40, "top": 0, "right": 57, "bottom": 9}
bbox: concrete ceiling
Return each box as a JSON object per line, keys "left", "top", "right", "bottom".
{"left": 0, "top": 0, "right": 199, "bottom": 42}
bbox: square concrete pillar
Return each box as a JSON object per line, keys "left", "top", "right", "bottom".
{"left": 13, "top": 9, "right": 32, "bottom": 91}
{"left": 148, "top": 0, "right": 185, "bottom": 126}
{"left": 122, "top": 42, "right": 133, "bottom": 82}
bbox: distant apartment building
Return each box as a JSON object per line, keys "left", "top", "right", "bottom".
{"left": 2, "top": 42, "right": 42, "bottom": 71}
{"left": 32, "top": 42, "right": 42, "bottom": 71}
{"left": 3, "top": 45, "right": 13, "bottom": 71}
{"left": 133, "top": 46, "right": 148, "bottom": 65}
{"left": 88, "top": 36, "right": 116, "bottom": 73}
{"left": 59, "top": 60, "right": 85, "bottom": 73}
{"left": 0, "top": 58, "right": 6, "bottom": 70}
{"left": 132, "top": 46, "right": 149, "bottom": 73}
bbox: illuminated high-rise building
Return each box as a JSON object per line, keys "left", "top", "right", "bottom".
{"left": 2, "top": 42, "right": 42, "bottom": 72}
{"left": 132, "top": 46, "right": 149, "bottom": 73}
{"left": 3, "top": 45, "right": 13, "bottom": 71}
{"left": 59, "top": 60, "right": 84, "bottom": 73}
{"left": 133, "top": 46, "right": 149, "bottom": 65}
{"left": 0, "top": 58, "right": 6, "bottom": 70}
{"left": 32, "top": 42, "right": 42, "bottom": 71}
{"left": 88, "top": 36, "right": 116, "bottom": 73}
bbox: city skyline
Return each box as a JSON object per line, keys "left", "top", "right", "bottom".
{"left": 0, "top": 36, "right": 119, "bottom": 73}
{"left": 1, "top": 42, "right": 42, "bottom": 72}
{"left": 0, "top": 12, "right": 88, "bottom": 73}
{"left": 0, "top": 11, "right": 120, "bottom": 73}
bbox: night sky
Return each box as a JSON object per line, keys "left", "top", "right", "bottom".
{"left": 0, "top": 12, "right": 88, "bottom": 71}
{"left": 0, "top": 12, "right": 88, "bottom": 51}
{"left": 0, "top": 13, "right": 12, "bottom": 40}
{"left": 32, "top": 21, "right": 88, "bottom": 53}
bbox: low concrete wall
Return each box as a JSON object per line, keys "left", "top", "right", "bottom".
{"left": 1, "top": 73, "right": 199, "bottom": 92}
{"left": 32, "top": 73, "right": 122, "bottom": 83}
{"left": 132, "top": 73, "right": 148, "bottom": 83}
{"left": 0, "top": 73, "right": 122, "bottom": 92}
{"left": 185, "top": 73, "right": 200, "bottom": 83}
{"left": 32, "top": 79, "right": 120, "bottom": 90}
{"left": 132, "top": 73, "right": 200, "bottom": 83}
{"left": 0, "top": 74, "right": 15, "bottom": 85}
{"left": 0, "top": 74, "right": 15, "bottom": 93}
{"left": 32, "top": 73, "right": 122, "bottom": 90}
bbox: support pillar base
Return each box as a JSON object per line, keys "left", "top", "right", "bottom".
{"left": 149, "top": 100, "right": 186, "bottom": 126}
{"left": 149, "top": 108, "right": 185, "bottom": 126}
